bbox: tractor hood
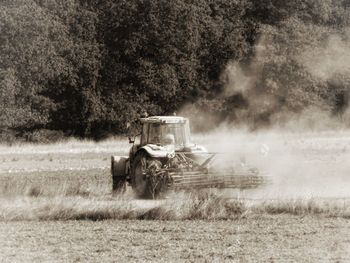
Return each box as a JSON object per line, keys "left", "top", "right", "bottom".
{"left": 182, "top": 144, "right": 208, "bottom": 154}
{"left": 141, "top": 144, "right": 176, "bottom": 158}
{"left": 141, "top": 143, "right": 207, "bottom": 158}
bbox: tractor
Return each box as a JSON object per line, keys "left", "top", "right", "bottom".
{"left": 111, "top": 116, "right": 268, "bottom": 199}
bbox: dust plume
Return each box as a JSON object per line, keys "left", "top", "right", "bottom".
{"left": 178, "top": 23, "right": 350, "bottom": 201}
{"left": 193, "top": 129, "right": 350, "bottom": 200}
{"left": 181, "top": 24, "right": 350, "bottom": 131}
{"left": 299, "top": 30, "right": 350, "bottom": 81}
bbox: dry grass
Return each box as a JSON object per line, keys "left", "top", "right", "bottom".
{"left": 251, "top": 198, "right": 350, "bottom": 218}
{"left": 0, "top": 169, "right": 111, "bottom": 197}
{"left": 0, "top": 190, "right": 349, "bottom": 222}
{"left": 0, "top": 137, "right": 130, "bottom": 155}
{"left": 1, "top": 133, "right": 350, "bottom": 262}
{"left": 0, "top": 132, "right": 350, "bottom": 222}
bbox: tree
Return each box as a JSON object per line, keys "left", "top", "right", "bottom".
{"left": 0, "top": 0, "right": 68, "bottom": 131}
{"left": 36, "top": 0, "right": 102, "bottom": 136}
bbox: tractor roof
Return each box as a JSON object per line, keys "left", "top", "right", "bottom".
{"left": 140, "top": 116, "right": 188, "bottom": 124}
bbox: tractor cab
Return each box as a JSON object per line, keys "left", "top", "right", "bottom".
{"left": 128, "top": 116, "right": 206, "bottom": 162}
{"left": 140, "top": 116, "right": 191, "bottom": 148}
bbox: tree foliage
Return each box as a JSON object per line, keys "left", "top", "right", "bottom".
{"left": 0, "top": 0, "right": 349, "bottom": 140}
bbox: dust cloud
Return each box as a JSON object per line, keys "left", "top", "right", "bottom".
{"left": 194, "top": 129, "right": 350, "bottom": 200}
{"left": 179, "top": 29, "right": 350, "bottom": 200}
{"left": 299, "top": 30, "right": 350, "bottom": 82}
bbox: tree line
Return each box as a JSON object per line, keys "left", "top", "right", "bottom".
{"left": 0, "top": 0, "right": 349, "bottom": 141}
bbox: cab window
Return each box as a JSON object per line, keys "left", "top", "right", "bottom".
{"left": 148, "top": 123, "right": 161, "bottom": 144}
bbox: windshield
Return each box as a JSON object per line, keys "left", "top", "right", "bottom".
{"left": 148, "top": 122, "right": 191, "bottom": 147}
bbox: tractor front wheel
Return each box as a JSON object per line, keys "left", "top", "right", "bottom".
{"left": 111, "top": 156, "right": 127, "bottom": 194}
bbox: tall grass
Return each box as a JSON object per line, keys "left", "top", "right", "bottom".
{"left": 0, "top": 169, "right": 349, "bottom": 221}
{"left": 0, "top": 190, "right": 349, "bottom": 221}
{"left": 251, "top": 198, "right": 350, "bottom": 218}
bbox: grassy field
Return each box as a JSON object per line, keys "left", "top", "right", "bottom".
{"left": 1, "top": 216, "right": 350, "bottom": 262}
{"left": 0, "top": 132, "right": 350, "bottom": 261}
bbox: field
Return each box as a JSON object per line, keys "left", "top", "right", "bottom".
{"left": 1, "top": 132, "right": 350, "bottom": 262}
{"left": 2, "top": 216, "right": 350, "bottom": 262}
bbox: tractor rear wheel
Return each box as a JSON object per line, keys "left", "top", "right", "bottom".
{"left": 131, "top": 152, "right": 163, "bottom": 199}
